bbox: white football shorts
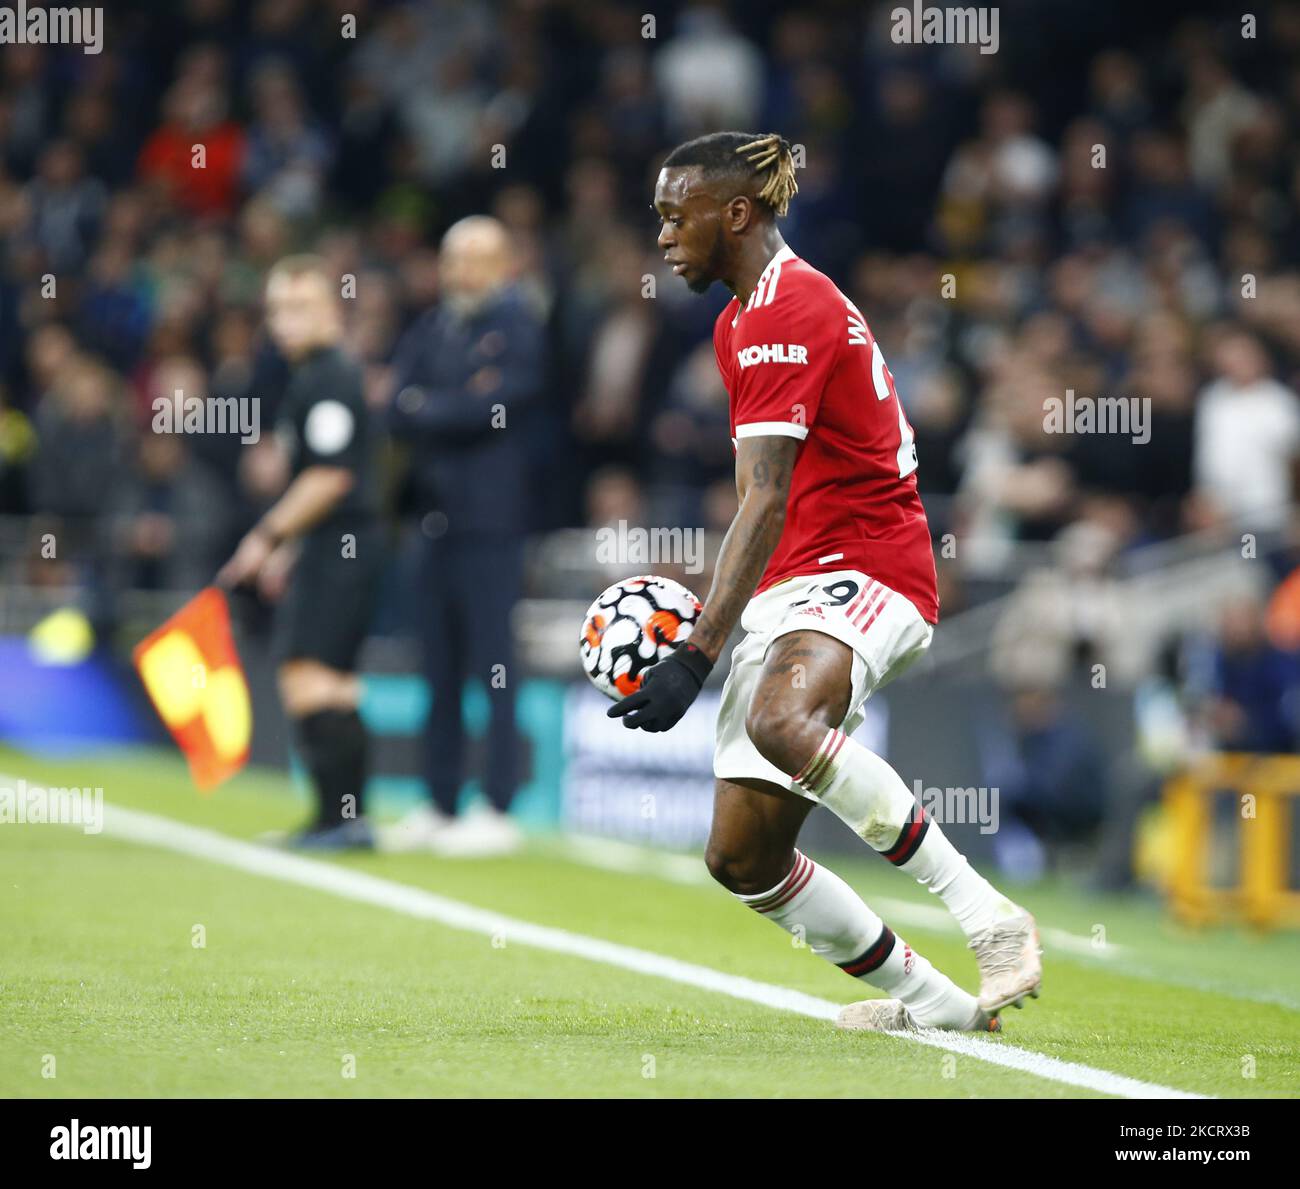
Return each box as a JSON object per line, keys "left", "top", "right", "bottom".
{"left": 712, "top": 569, "right": 934, "bottom": 800}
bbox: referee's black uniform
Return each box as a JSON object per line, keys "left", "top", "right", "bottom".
{"left": 275, "top": 344, "right": 383, "bottom": 835}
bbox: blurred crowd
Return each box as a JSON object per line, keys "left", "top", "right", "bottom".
{"left": 6, "top": 0, "right": 1300, "bottom": 801}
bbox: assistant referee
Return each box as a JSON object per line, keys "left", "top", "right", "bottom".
{"left": 218, "top": 255, "right": 383, "bottom": 849}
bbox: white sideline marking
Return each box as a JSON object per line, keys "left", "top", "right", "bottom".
{"left": 67, "top": 801, "right": 1205, "bottom": 1100}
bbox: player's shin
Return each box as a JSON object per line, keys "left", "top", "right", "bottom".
{"left": 294, "top": 707, "right": 369, "bottom": 826}
{"left": 793, "top": 728, "right": 1021, "bottom": 938}
{"left": 733, "top": 849, "right": 980, "bottom": 1029}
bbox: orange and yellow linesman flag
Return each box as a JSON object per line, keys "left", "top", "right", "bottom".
{"left": 132, "top": 587, "right": 252, "bottom": 792}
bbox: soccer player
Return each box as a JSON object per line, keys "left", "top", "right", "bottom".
{"left": 218, "top": 255, "right": 382, "bottom": 849}
{"left": 610, "top": 132, "right": 1042, "bottom": 1032}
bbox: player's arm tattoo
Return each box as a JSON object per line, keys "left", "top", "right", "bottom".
{"left": 689, "top": 434, "right": 798, "bottom": 662}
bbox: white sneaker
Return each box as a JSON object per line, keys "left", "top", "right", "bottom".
{"left": 968, "top": 910, "right": 1043, "bottom": 1013}
{"left": 429, "top": 806, "right": 523, "bottom": 857}
{"left": 375, "top": 804, "right": 451, "bottom": 853}
{"left": 835, "top": 999, "right": 1000, "bottom": 1033}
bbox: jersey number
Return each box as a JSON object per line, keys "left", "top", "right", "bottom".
{"left": 789, "top": 579, "right": 860, "bottom": 610}
{"left": 870, "top": 341, "right": 919, "bottom": 479}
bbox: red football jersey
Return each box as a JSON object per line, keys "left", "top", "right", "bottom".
{"left": 713, "top": 245, "right": 939, "bottom": 623}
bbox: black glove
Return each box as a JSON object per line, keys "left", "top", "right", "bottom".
{"left": 606, "top": 642, "right": 713, "bottom": 732}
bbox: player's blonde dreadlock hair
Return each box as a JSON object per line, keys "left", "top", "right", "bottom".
{"left": 662, "top": 131, "right": 799, "bottom": 217}
{"left": 733, "top": 133, "right": 799, "bottom": 217}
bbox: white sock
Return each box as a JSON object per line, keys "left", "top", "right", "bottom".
{"left": 899, "top": 820, "right": 1022, "bottom": 937}
{"left": 793, "top": 729, "right": 1021, "bottom": 938}
{"left": 735, "top": 850, "right": 980, "bottom": 1028}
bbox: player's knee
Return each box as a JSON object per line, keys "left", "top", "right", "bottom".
{"left": 278, "top": 661, "right": 356, "bottom": 718}
{"left": 744, "top": 699, "right": 823, "bottom": 778}
{"left": 704, "top": 839, "right": 789, "bottom": 895}
{"left": 703, "top": 842, "right": 735, "bottom": 889}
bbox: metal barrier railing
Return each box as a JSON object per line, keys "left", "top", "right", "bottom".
{"left": 1164, "top": 753, "right": 1300, "bottom": 929}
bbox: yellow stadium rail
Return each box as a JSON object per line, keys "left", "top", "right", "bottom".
{"left": 1164, "top": 753, "right": 1300, "bottom": 929}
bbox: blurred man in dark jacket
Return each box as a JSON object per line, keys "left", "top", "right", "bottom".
{"left": 386, "top": 216, "right": 543, "bottom": 855}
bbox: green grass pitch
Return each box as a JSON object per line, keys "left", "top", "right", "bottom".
{"left": 1, "top": 745, "right": 1297, "bottom": 1098}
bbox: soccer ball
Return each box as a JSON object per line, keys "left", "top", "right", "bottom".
{"left": 579, "top": 574, "right": 703, "bottom": 700}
